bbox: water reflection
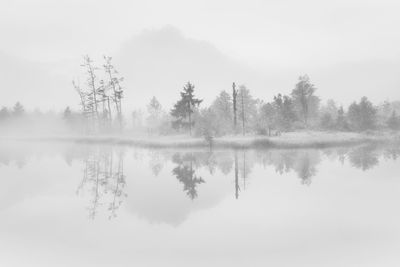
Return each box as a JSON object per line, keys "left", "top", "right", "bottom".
{"left": 76, "top": 147, "right": 127, "bottom": 219}
{"left": 172, "top": 153, "right": 205, "bottom": 200}
{"left": 1, "top": 141, "right": 400, "bottom": 221}
{"left": 384, "top": 146, "right": 400, "bottom": 160}
{"left": 348, "top": 145, "right": 379, "bottom": 171}
{"left": 148, "top": 150, "right": 164, "bottom": 176}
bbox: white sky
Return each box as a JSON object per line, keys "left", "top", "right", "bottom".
{"left": 2, "top": 0, "right": 400, "bottom": 64}
{"left": 0, "top": 0, "right": 400, "bottom": 110}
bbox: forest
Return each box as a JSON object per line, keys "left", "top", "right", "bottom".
{"left": 0, "top": 55, "right": 400, "bottom": 142}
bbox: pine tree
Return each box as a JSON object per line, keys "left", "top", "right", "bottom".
{"left": 63, "top": 106, "right": 74, "bottom": 128}
{"left": 12, "top": 102, "right": 25, "bottom": 117}
{"left": 170, "top": 82, "right": 202, "bottom": 136}
{"left": 63, "top": 106, "right": 72, "bottom": 120}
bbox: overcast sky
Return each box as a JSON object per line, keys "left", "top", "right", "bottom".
{"left": 1, "top": 0, "right": 400, "bottom": 111}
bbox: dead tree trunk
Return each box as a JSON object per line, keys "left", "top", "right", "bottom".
{"left": 73, "top": 80, "right": 89, "bottom": 134}
{"left": 104, "top": 56, "right": 124, "bottom": 132}
{"left": 241, "top": 89, "right": 245, "bottom": 136}
{"left": 85, "top": 56, "right": 100, "bottom": 125}
{"left": 107, "top": 96, "right": 112, "bottom": 126}
{"left": 188, "top": 101, "right": 192, "bottom": 136}
{"left": 232, "top": 82, "right": 238, "bottom": 132}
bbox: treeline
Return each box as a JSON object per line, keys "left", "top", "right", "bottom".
{"left": 0, "top": 102, "right": 25, "bottom": 119}
{"left": 0, "top": 102, "right": 70, "bottom": 135}
{"left": 67, "top": 56, "right": 400, "bottom": 136}
{"left": 132, "top": 75, "right": 400, "bottom": 137}
{"left": 2, "top": 60, "right": 400, "bottom": 137}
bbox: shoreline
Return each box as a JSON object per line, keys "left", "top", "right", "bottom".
{"left": 10, "top": 131, "right": 400, "bottom": 150}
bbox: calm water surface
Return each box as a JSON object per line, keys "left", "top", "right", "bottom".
{"left": 0, "top": 141, "right": 400, "bottom": 267}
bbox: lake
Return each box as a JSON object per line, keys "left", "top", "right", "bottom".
{"left": 0, "top": 141, "right": 400, "bottom": 267}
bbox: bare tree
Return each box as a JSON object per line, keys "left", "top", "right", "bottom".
{"left": 73, "top": 55, "right": 125, "bottom": 134}
{"left": 103, "top": 56, "right": 124, "bottom": 132}
{"left": 241, "top": 87, "right": 245, "bottom": 136}
{"left": 81, "top": 56, "right": 101, "bottom": 129}
{"left": 77, "top": 148, "right": 127, "bottom": 220}
{"left": 232, "top": 82, "right": 238, "bottom": 132}
{"left": 72, "top": 80, "right": 90, "bottom": 133}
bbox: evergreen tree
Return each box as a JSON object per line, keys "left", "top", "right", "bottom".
{"left": 63, "top": 106, "right": 73, "bottom": 123}
{"left": 172, "top": 154, "right": 205, "bottom": 200}
{"left": 170, "top": 82, "right": 202, "bottom": 135}
{"left": 12, "top": 102, "right": 25, "bottom": 117}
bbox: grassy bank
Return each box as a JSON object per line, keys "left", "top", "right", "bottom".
{"left": 23, "top": 131, "right": 400, "bottom": 149}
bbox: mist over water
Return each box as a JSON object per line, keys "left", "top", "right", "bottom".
{"left": 1, "top": 141, "right": 400, "bottom": 266}
{"left": 2, "top": 0, "right": 400, "bottom": 266}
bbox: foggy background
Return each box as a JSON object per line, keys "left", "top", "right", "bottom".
{"left": 1, "top": 0, "right": 400, "bottom": 113}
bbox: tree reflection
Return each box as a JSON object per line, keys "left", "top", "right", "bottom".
{"left": 234, "top": 151, "right": 240, "bottom": 199}
{"left": 107, "top": 152, "right": 126, "bottom": 219}
{"left": 77, "top": 147, "right": 127, "bottom": 219}
{"left": 172, "top": 153, "right": 205, "bottom": 200}
{"left": 204, "top": 151, "right": 217, "bottom": 175}
{"left": 348, "top": 145, "right": 379, "bottom": 171}
{"left": 294, "top": 151, "right": 319, "bottom": 185}
{"left": 272, "top": 151, "right": 297, "bottom": 175}
{"left": 231, "top": 150, "right": 253, "bottom": 199}
{"left": 240, "top": 151, "right": 248, "bottom": 190}
{"left": 383, "top": 147, "right": 400, "bottom": 160}
{"left": 148, "top": 150, "right": 164, "bottom": 177}
{"left": 256, "top": 149, "right": 320, "bottom": 185}
{"left": 216, "top": 152, "right": 234, "bottom": 175}
{"left": 0, "top": 146, "right": 26, "bottom": 168}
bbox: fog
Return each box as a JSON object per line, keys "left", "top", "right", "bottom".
{"left": 2, "top": 1, "right": 400, "bottom": 266}
{"left": 1, "top": 0, "right": 400, "bottom": 112}
{"left": 1, "top": 141, "right": 400, "bottom": 266}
